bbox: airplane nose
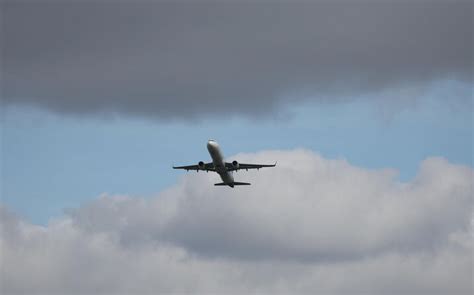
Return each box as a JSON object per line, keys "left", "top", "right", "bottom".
{"left": 207, "top": 139, "right": 218, "bottom": 150}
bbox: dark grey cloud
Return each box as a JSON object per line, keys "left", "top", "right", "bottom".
{"left": 1, "top": 151, "right": 473, "bottom": 294}
{"left": 2, "top": 1, "right": 472, "bottom": 119}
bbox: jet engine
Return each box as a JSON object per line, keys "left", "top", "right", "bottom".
{"left": 198, "top": 161, "right": 206, "bottom": 169}
{"left": 232, "top": 160, "right": 240, "bottom": 169}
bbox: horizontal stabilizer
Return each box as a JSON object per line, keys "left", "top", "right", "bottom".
{"left": 214, "top": 182, "right": 251, "bottom": 186}
{"left": 233, "top": 182, "right": 251, "bottom": 186}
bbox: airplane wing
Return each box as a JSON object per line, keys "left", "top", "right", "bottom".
{"left": 173, "top": 162, "right": 215, "bottom": 171}
{"left": 225, "top": 162, "right": 276, "bottom": 171}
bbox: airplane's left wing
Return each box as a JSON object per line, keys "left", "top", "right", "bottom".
{"left": 225, "top": 162, "right": 276, "bottom": 171}
{"left": 173, "top": 162, "right": 215, "bottom": 172}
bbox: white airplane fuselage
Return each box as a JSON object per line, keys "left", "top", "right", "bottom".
{"left": 173, "top": 140, "right": 275, "bottom": 187}
{"left": 207, "top": 140, "right": 235, "bottom": 186}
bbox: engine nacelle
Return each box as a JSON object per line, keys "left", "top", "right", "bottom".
{"left": 198, "top": 161, "right": 206, "bottom": 169}
{"left": 232, "top": 160, "right": 239, "bottom": 169}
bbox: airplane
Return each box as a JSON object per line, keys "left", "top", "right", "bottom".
{"left": 173, "top": 140, "right": 276, "bottom": 187}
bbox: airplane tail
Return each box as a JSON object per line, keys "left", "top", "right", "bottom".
{"left": 214, "top": 182, "right": 251, "bottom": 187}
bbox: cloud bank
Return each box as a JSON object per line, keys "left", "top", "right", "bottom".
{"left": 2, "top": 1, "right": 472, "bottom": 119}
{"left": 1, "top": 150, "right": 472, "bottom": 294}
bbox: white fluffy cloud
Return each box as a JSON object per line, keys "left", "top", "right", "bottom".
{"left": 1, "top": 150, "right": 472, "bottom": 294}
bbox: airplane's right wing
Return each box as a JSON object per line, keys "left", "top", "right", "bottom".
{"left": 173, "top": 162, "right": 215, "bottom": 172}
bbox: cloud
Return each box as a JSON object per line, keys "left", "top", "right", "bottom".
{"left": 2, "top": 1, "right": 472, "bottom": 119}
{"left": 1, "top": 150, "right": 472, "bottom": 294}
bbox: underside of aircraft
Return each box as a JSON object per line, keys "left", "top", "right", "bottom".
{"left": 173, "top": 140, "right": 276, "bottom": 187}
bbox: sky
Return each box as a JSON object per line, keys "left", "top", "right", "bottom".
{"left": 1, "top": 1, "right": 473, "bottom": 294}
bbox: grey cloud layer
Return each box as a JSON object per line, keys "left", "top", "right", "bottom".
{"left": 1, "top": 150, "right": 472, "bottom": 294}
{"left": 2, "top": 1, "right": 472, "bottom": 118}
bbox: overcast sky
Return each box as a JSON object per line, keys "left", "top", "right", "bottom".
{"left": 2, "top": 0, "right": 472, "bottom": 119}
{"left": 1, "top": 1, "right": 473, "bottom": 294}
